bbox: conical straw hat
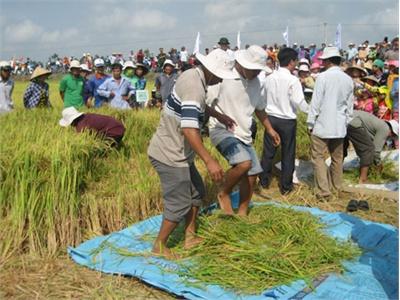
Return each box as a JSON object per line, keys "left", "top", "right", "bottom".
{"left": 30, "top": 67, "right": 51, "bottom": 80}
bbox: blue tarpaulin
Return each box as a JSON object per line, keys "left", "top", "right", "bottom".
{"left": 68, "top": 196, "right": 398, "bottom": 300}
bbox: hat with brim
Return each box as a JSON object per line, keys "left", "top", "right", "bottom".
{"left": 234, "top": 45, "right": 272, "bottom": 74}
{"left": 310, "top": 62, "right": 320, "bottom": 70}
{"left": 0, "top": 61, "right": 12, "bottom": 71}
{"left": 361, "top": 75, "right": 379, "bottom": 85}
{"left": 69, "top": 60, "right": 81, "bottom": 70}
{"left": 30, "top": 67, "right": 51, "bottom": 80}
{"left": 387, "top": 120, "right": 399, "bottom": 137}
{"left": 363, "top": 61, "right": 373, "bottom": 70}
{"left": 298, "top": 64, "right": 310, "bottom": 72}
{"left": 123, "top": 61, "right": 136, "bottom": 71}
{"left": 345, "top": 65, "right": 367, "bottom": 77}
{"left": 135, "top": 63, "right": 149, "bottom": 75}
{"left": 80, "top": 64, "right": 91, "bottom": 72}
{"left": 319, "top": 47, "right": 341, "bottom": 60}
{"left": 163, "top": 59, "right": 175, "bottom": 69}
{"left": 59, "top": 107, "right": 83, "bottom": 127}
{"left": 218, "top": 37, "right": 230, "bottom": 45}
{"left": 196, "top": 49, "right": 238, "bottom": 80}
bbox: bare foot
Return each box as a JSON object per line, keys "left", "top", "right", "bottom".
{"left": 184, "top": 236, "right": 204, "bottom": 249}
{"left": 237, "top": 209, "right": 248, "bottom": 216}
{"left": 217, "top": 192, "right": 235, "bottom": 215}
{"left": 152, "top": 243, "right": 180, "bottom": 260}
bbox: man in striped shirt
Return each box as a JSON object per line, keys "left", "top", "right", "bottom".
{"left": 148, "top": 49, "right": 237, "bottom": 259}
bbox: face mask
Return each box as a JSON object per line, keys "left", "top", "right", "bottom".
{"left": 125, "top": 69, "right": 135, "bottom": 77}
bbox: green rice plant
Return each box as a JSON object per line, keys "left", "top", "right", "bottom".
{"left": 171, "top": 205, "right": 361, "bottom": 294}
{"left": 343, "top": 160, "right": 398, "bottom": 184}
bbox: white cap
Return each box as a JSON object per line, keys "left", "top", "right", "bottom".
{"left": 59, "top": 107, "right": 83, "bottom": 127}
{"left": 388, "top": 120, "right": 399, "bottom": 136}
{"left": 299, "top": 64, "right": 310, "bottom": 72}
{"left": 195, "top": 49, "right": 238, "bottom": 80}
{"left": 94, "top": 58, "right": 105, "bottom": 67}
{"left": 163, "top": 59, "right": 174, "bottom": 68}
{"left": 69, "top": 60, "right": 81, "bottom": 70}
{"left": 123, "top": 61, "right": 136, "bottom": 70}
{"left": 319, "top": 47, "right": 341, "bottom": 60}
{"left": 80, "top": 64, "right": 91, "bottom": 72}
{"left": 234, "top": 45, "right": 272, "bottom": 73}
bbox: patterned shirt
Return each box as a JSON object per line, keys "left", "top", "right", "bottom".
{"left": 23, "top": 81, "right": 51, "bottom": 108}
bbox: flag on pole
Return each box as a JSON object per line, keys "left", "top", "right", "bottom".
{"left": 237, "top": 31, "right": 241, "bottom": 49}
{"left": 335, "top": 23, "right": 342, "bottom": 49}
{"left": 282, "top": 26, "right": 289, "bottom": 45}
{"left": 193, "top": 32, "right": 201, "bottom": 54}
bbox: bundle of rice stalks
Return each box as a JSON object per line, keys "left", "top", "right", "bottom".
{"left": 173, "top": 205, "right": 361, "bottom": 294}
{"left": 343, "top": 160, "right": 398, "bottom": 184}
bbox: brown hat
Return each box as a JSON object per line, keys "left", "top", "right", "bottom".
{"left": 30, "top": 67, "right": 51, "bottom": 80}
{"left": 361, "top": 75, "right": 380, "bottom": 85}
{"left": 345, "top": 65, "right": 368, "bottom": 77}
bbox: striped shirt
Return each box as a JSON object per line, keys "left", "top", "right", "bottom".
{"left": 148, "top": 67, "right": 206, "bottom": 167}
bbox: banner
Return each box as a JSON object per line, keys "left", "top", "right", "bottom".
{"left": 335, "top": 23, "right": 342, "bottom": 49}
{"left": 193, "top": 32, "right": 201, "bottom": 54}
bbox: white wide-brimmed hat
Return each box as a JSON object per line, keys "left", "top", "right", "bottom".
{"left": 30, "top": 67, "right": 51, "bottom": 80}
{"left": 80, "top": 64, "right": 91, "bottom": 72}
{"left": 59, "top": 107, "right": 83, "bottom": 127}
{"left": 234, "top": 45, "right": 272, "bottom": 73}
{"left": 388, "top": 120, "right": 399, "bottom": 136}
{"left": 196, "top": 49, "right": 238, "bottom": 80}
{"left": 94, "top": 58, "right": 105, "bottom": 67}
{"left": 299, "top": 64, "right": 310, "bottom": 72}
{"left": 69, "top": 60, "right": 81, "bottom": 70}
{"left": 299, "top": 58, "right": 310, "bottom": 66}
{"left": 319, "top": 47, "right": 341, "bottom": 60}
{"left": 123, "top": 61, "right": 136, "bottom": 70}
{"left": 0, "top": 61, "right": 11, "bottom": 69}
{"left": 163, "top": 59, "right": 174, "bottom": 68}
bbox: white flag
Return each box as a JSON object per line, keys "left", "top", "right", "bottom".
{"left": 282, "top": 26, "right": 289, "bottom": 45}
{"left": 193, "top": 32, "right": 201, "bottom": 54}
{"left": 335, "top": 23, "right": 342, "bottom": 49}
{"left": 237, "top": 31, "right": 241, "bottom": 49}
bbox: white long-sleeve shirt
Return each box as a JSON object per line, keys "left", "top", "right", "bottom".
{"left": 307, "top": 66, "right": 354, "bottom": 139}
{"left": 263, "top": 67, "right": 309, "bottom": 119}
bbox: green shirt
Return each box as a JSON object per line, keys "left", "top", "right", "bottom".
{"left": 59, "top": 74, "right": 84, "bottom": 108}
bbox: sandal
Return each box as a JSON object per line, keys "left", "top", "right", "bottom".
{"left": 346, "top": 199, "right": 358, "bottom": 212}
{"left": 358, "top": 200, "right": 370, "bottom": 211}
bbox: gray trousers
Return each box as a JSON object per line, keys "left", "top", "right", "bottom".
{"left": 150, "top": 157, "right": 205, "bottom": 223}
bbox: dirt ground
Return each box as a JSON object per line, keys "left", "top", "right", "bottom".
{"left": 0, "top": 179, "right": 398, "bottom": 300}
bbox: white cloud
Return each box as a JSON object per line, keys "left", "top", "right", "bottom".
{"left": 93, "top": 8, "right": 176, "bottom": 33}
{"left": 5, "top": 20, "right": 43, "bottom": 43}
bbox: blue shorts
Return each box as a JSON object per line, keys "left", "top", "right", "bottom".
{"left": 216, "top": 137, "right": 263, "bottom": 176}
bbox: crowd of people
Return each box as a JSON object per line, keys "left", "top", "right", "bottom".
{"left": 0, "top": 35, "right": 398, "bottom": 257}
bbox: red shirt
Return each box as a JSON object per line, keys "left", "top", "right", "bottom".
{"left": 74, "top": 113, "right": 125, "bottom": 142}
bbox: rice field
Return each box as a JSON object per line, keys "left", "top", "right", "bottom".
{"left": 0, "top": 76, "right": 398, "bottom": 299}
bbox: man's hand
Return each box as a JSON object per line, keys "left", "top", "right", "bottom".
{"left": 205, "top": 158, "right": 224, "bottom": 182}
{"left": 122, "top": 95, "right": 129, "bottom": 101}
{"left": 109, "top": 92, "right": 115, "bottom": 99}
{"left": 267, "top": 128, "right": 281, "bottom": 147}
{"left": 216, "top": 113, "right": 236, "bottom": 131}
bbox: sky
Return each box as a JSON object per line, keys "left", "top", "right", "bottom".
{"left": 0, "top": 0, "right": 398, "bottom": 61}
